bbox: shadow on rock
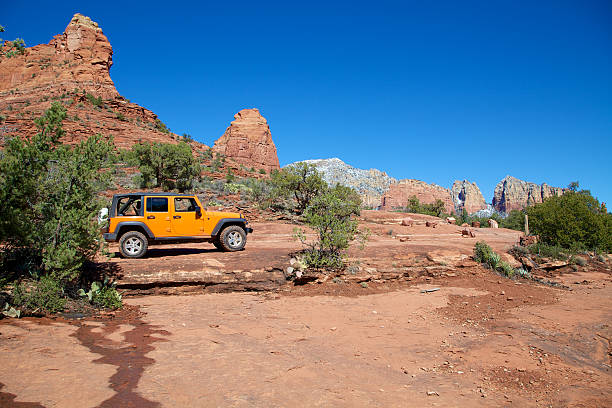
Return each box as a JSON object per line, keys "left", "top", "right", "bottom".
{"left": 0, "top": 383, "right": 44, "bottom": 408}
{"left": 71, "top": 310, "right": 170, "bottom": 408}
{"left": 114, "top": 247, "right": 218, "bottom": 259}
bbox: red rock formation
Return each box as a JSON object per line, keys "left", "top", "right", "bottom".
{"left": 492, "top": 176, "right": 566, "bottom": 213}
{"left": 212, "top": 109, "right": 280, "bottom": 173}
{"left": 0, "top": 14, "right": 199, "bottom": 150}
{"left": 380, "top": 179, "right": 454, "bottom": 213}
{"left": 451, "top": 180, "right": 487, "bottom": 215}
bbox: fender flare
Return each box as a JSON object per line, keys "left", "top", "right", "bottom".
{"left": 105, "top": 221, "right": 155, "bottom": 241}
{"left": 211, "top": 218, "right": 247, "bottom": 237}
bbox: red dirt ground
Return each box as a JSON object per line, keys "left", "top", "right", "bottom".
{"left": 0, "top": 211, "right": 610, "bottom": 407}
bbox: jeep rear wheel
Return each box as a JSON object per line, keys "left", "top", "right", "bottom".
{"left": 119, "top": 231, "right": 148, "bottom": 258}
{"left": 219, "top": 225, "right": 247, "bottom": 252}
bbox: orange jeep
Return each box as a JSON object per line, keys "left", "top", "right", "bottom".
{"left": 102, "top": 193, "right": 252, "bottom": 258}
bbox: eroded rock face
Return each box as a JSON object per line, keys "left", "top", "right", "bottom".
{"left": 212, "top": 108, "right": 280, "bottom": 174}
{"left": 492, "top": 176, "right": 566, "bottom": 213}
{"left": 381, "top": 179, "right": 454, "bottom": 213}
{"left": 451, "top": 180, "right": 487, "bottom": 215}
{"left": 0, "top": 14, "right": 188, "bottom": 149}
{"left": 290, "top": 158, "right": 397, "bottom": 208}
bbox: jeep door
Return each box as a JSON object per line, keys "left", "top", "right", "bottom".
{"left": 171, "top": 197, "right": 206, "bottom": 237}
{"left": 144, "top": 196, "right": 172, "bottom": 237}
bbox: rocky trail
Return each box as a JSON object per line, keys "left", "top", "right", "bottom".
{"left": 1, "top": 211, "right": 610, "bottom": 407}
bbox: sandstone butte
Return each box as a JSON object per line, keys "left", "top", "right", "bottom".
{"left": 212, "top": 108, "right": 280, "bottom": 174}
{"left": 0, "top": 14, "right": 188, "bottom": 149}
{"left": 0, "top": 14, "right": 281, "bottom": 174}
{"left": 492, "top": 175, "right": 567, "bottom": 214}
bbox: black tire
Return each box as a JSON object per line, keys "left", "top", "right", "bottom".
{"left": 119, "top": 231, "right": 148, "bottom": 258}
{"left": 218, "top": 225, "right": 247, "bottom": 252}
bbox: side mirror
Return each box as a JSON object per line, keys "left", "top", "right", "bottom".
{"left": 195, "top": 206, "right": 202, "bottom": 217}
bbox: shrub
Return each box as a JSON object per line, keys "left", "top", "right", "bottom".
{"left": 270, "top": 163, "right": 327, "bottom": 214}
{"left": 226, "top": 168, "right": 235, "bottom": 183}
{"left": 154, "top": 118, "right": 170, "bottom": 134}
{"left": 571, "top": 256, "right": 587, "bottom": 267}
{"left": 405, "top": 196, "right": 448, "bottom": 218}
{"left": 131, "top": 141, "right": 200, "bottom": 192}
{"left": 85, "top": 93, "right": 103, "bottom": 107}
{"left": 0, "top": 25, "right": 26, "bottom": 58}
{"left": 474, "top": 241, "right": 495, "bottom": 264}
{"left": 527, "top": 243, "right": 569, "bottom": 261}
{"left": 526, "top": 190, "right": 611, "bottom": 251}
{"left": 0, "top": 102, "right": 114, "bottom": 283}
{"left": 12, "top": 276, "right": 66, "bottom": 313}
{"left": 78, "top": 280, "right": 122, "bottom": 310}
{"left": 200, "top": 149, "right": 213, "bottom": 160}
{"left": 499, "top": 210, "right": 525, "bottom": 231}
{"left": 474, "top": 242, "right": 516, "bottom": 278}
{"left": 294, "top": 185, "right": 364, "bottom": 269}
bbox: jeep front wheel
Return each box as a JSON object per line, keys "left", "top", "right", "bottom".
{"left": 119, "top": 231, "right": 148, "bottom": 258}
{"left": 219, "top": 225, "right": 247, "bottom": 252}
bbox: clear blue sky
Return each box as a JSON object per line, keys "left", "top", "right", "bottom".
{"left": 4, "top": 1, "right": 611, "bottom": 205}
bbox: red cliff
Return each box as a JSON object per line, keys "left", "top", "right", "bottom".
{"left": 0, "top": 14, "right": 193, "bottom": 149}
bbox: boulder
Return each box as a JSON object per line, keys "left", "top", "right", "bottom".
{"left": 401, "top": 218, "right": 413, "bottom": 226}
{"left": 519, "top": 235, "right": 538, "bottom": 246}
{"left": 461, "top": 229, "right": 476, "bottom": 238}
{"left": 471, "top": 221, "right": 481, "bottom": 228}
{"left": 488, "top": 219, "right": 499, "bottom": 229}
{"left": 446, "top": 217, "right": 456, "bottom": 224}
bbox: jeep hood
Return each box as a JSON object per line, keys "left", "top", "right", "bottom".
{"left": 207, "top": 211, "right": 243, "bottom": 219}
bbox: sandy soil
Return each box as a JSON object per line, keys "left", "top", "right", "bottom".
{"left": 0, "top": 211, "right": 610, "bottom": 407}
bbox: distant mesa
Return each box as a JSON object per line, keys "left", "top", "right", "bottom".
{"left": 305, "top": 159, "right": 566, "bottom": 217}
{"left": 288, "top": 158, "right": 396, "bottom": 208}
{"left": 492, "top": 175, "right": 567, "bottom": 214}
{"left": 212, "top": 108, "right": 280, "bottom": 174}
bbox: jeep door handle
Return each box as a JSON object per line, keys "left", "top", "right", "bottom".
{"left": 147, "top": 215, "right": 155, "bottom": 219}
{"left": 173, "top": 215, "right": 181, "bottom": 219}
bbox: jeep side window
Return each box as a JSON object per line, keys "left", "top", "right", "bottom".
{"left": 117, "top": 197, "right": 142, "bottom": 216}
{"left": 146, "top": 197, "right": 168, "bottom": 212}
{"left": 174, "top": 197, "right": 197, "bottom": 212}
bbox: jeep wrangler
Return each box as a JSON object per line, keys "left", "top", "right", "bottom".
{"left": 102, "top": 193, "right": 253, "bottom": 258}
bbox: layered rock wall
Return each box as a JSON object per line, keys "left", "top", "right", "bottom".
{"left": 212, "top": 108, "right": 280, "bottom": 174}
{"left": 492, "top": 176, "right": 566, "bottom": 213}
{"left": 381, "top": 179, "right": 454, "bottom": 213}
{"left": 451, "top": 180, "right": 487, "bottom": 214}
